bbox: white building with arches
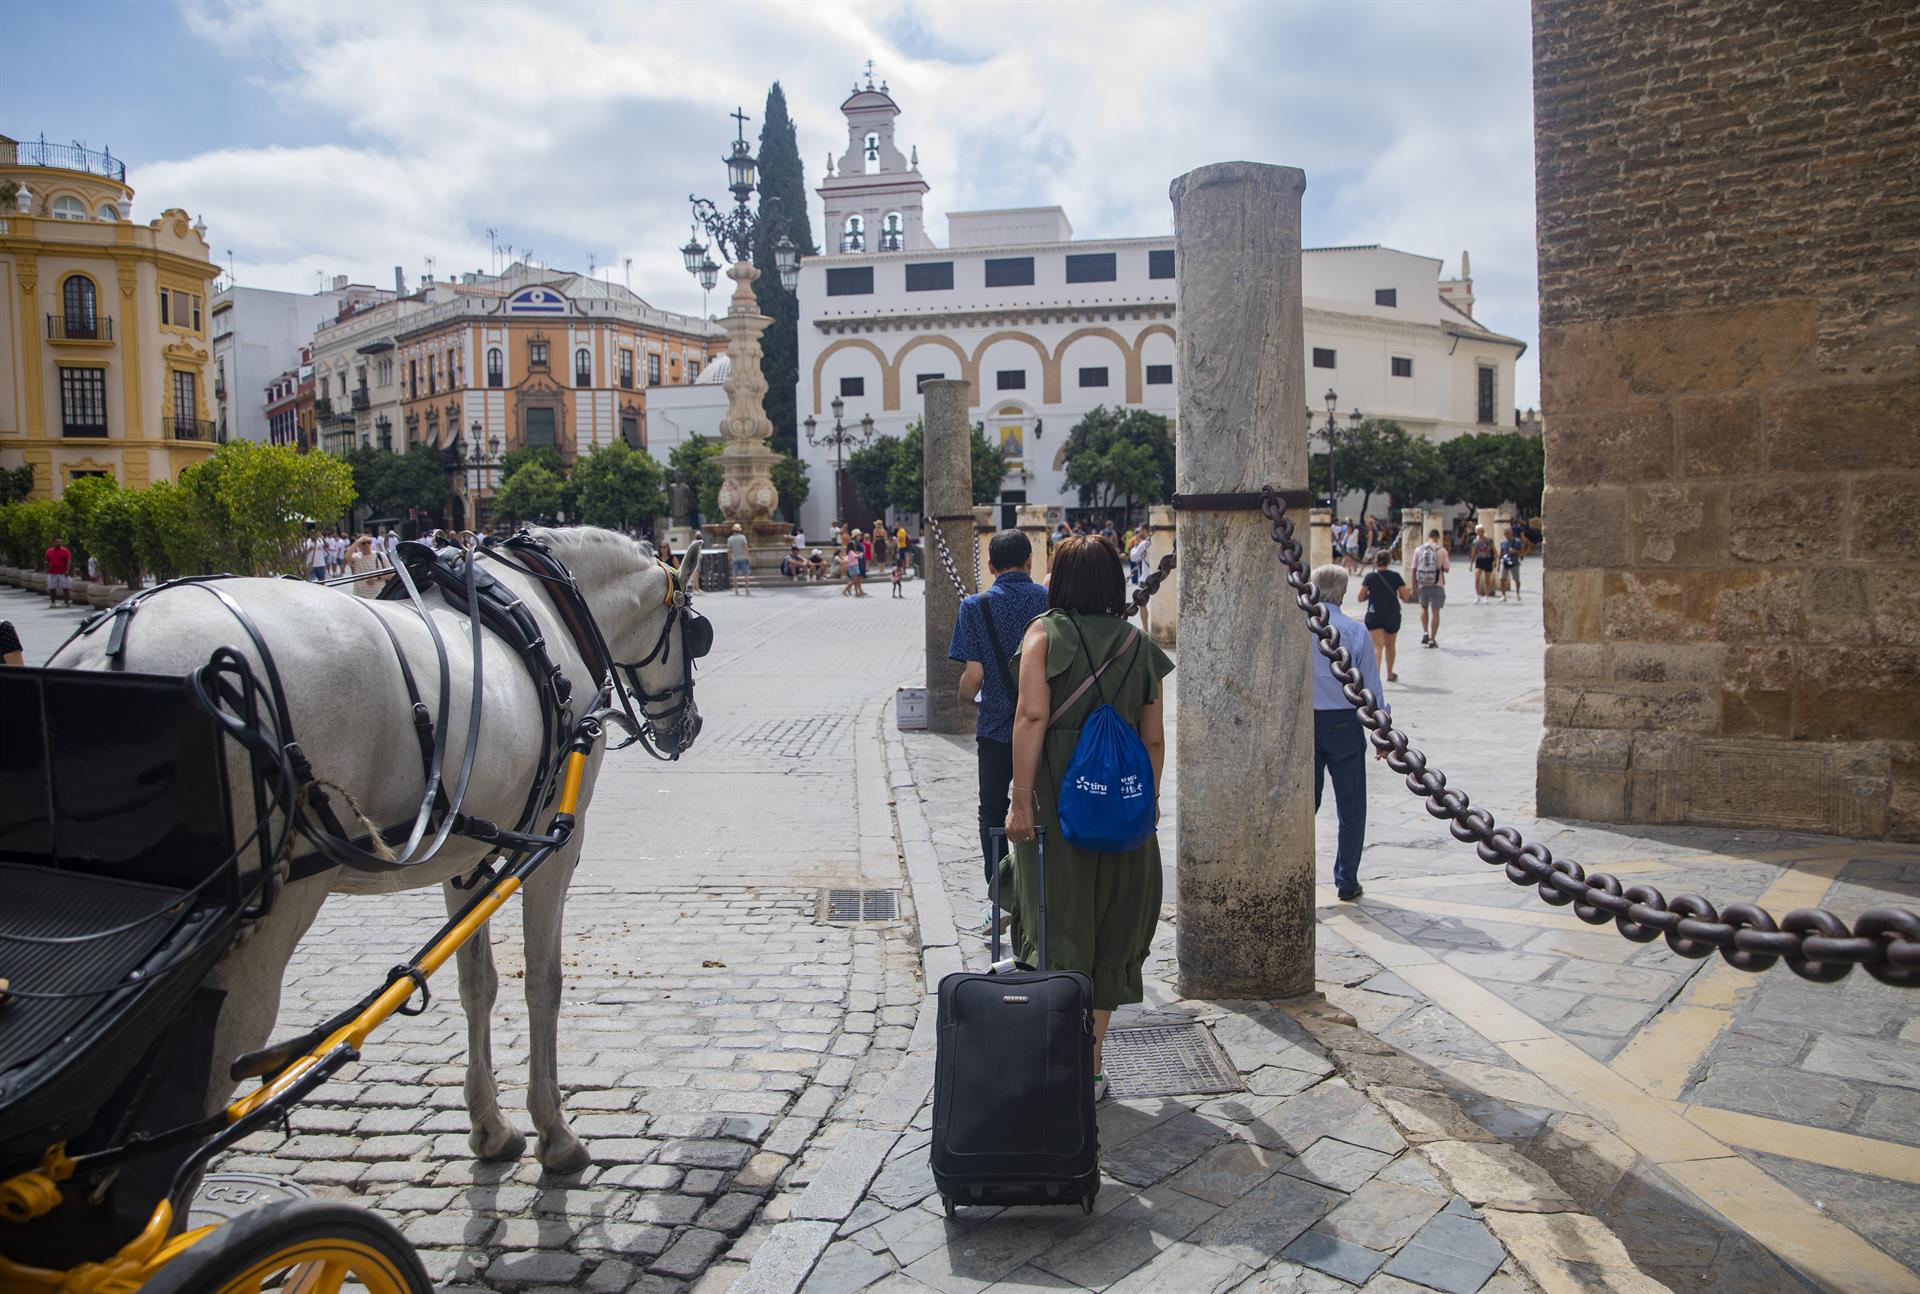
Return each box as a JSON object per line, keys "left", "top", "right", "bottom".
{"left": 793, "top": 81, "right": 1527, "bottom": 537}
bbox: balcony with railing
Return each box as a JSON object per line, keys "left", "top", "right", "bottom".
{"left": 352, "top": 386, "right": 370, "bottom": 411}
{"left": 6, "top": 136, "right": 127, "bottom": 183}
{"left": 314, "top": 396, "right": 334, "bottom": 419}
{"left": 165, "top": 417, "right": 218, "bottom": 442}
{"left": 46, "top": 314, "right": 112, "bottom": 342}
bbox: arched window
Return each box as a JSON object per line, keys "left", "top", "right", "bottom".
{"left": 881, "top": 212, "right": 904, "bottom": 252}
{"left": 96, "top": 202, "right": 118, "bottom": 222}
{"left": 62, "top": 275, "right": 98, "bottom": 339}
{"left": 50, "top": 195, "right": 86, "bottom": 221}
{"left": 841, "top": 214, "right": 865, "bottom": 254}
{"left": 574, "top": 348, "right": 591, "bottom": 388}
{"left": 487, "top": 347, "right": 503, "bottom": 388}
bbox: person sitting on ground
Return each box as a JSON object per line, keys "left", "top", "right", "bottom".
{"left": 1358, "top": 549, "right": 1413, "bottom": 683}
{"left": 1003, "top": 535, "right": 1174, "bottom": 1103}
{"left": 810, "top": 548, "right": 826, "bottom": 580}
{"left": 1309, "top": 563, "right": 1389, "bottom": 903}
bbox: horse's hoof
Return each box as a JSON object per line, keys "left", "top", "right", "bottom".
{"left": 471, "top": 1127, "right": 527, "bottom": 1162}
{"left": 538, "top": 1135, "right": 592, "bottom": 1176}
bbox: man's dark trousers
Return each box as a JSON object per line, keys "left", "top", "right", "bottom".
{"left": 977, "top": 737, "right": 1014, "bottom": 886}
{"left": 1313, "top": 709, "right": 1367, "bottom": 895}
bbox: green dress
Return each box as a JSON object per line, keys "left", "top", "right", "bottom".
{"left": 1004, "top": 610, "right": 1175, "bottom": 1010}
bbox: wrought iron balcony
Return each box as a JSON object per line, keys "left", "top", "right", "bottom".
{"left": 352, "top": 387, "right": 370, "bottom": 411}
{"left": 314, "top": 396, "right": 334, "bottom": 418}
{"left": 165, "top": 417, "right": 218, "bottom": 442}
{"left": 12, "top": 136, "right": 127, "bottom": 182}
{"left": 214, "top": 379, "right": 226, "bottom": 399}
{"left": 46, "top": 314, "right": 111, "bottom": 341}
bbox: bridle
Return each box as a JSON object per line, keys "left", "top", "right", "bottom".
{"left": 484, "top": 532, "right": 710, "bottom": 762}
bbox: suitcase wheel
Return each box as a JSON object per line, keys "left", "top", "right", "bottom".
{"left": 941, "top": 1194, "right": 957, "bottom": 1219}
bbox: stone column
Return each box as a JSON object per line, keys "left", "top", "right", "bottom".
{"left": 711, "top": 260, "right": 788, "bottom": 559}
{"left": 1400, "top": 508, "right": 1427, "bottom": 583}
{"left": 1475, "top": 507, "right": 1499, "bottom": 542}
{"left": 923, "top": 379, "right": 976, "bottom": 735}
{"left": 1017, "top": 504, "right": 1050, "bottom": 580}
{"left": 1169, "top": 161, "right": 1316, "bottom": 1000}
{"left": 1309, "top": 507, "right": 1333, "bottom": 570}
{"left": 1145, "top": 503, "right": 1177, "bottom": 647}
{"left": 973, "top": 505, "right": 997, "bottom": 591}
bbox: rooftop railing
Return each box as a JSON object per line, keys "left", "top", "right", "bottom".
{"left": 10, "top": 137, "right": 127, "bottom": 183}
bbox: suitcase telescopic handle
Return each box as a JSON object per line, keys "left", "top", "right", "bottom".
{"left": 988, "top": 825, "right": 1046, "bottom": 968}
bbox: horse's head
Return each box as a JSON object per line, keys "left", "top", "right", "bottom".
{"left": 535, "top": 528, "right": 709, "bottom": 759}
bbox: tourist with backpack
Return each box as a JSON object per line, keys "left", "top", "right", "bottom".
{"left": 1411, "top": 528, "right": 1450, "bottom": 648}
{"left": 1002, "top": 536, "right": 1173, "bottom": 1103}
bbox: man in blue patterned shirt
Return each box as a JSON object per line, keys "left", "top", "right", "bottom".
{"left": 948, "top": 530, "right": 1052, "bottom": 887}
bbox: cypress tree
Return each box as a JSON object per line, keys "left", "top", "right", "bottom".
{"left": 753, "top": 82, "right": 817, "bottom": 457}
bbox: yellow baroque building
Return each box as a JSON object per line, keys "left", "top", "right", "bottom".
{"left": 0, "top": 134, "right": 221, "bottom": 498}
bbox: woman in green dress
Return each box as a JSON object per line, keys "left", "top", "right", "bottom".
{"left": 1004, "top": 536, "right": 1174, "bottom": 1101}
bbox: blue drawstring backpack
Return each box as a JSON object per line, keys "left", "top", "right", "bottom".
{"left": 1052, "top": 615, "right": 1156, "bottom": 853}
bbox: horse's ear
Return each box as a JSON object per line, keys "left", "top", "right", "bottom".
{"left": 678, "top": 540, "right": 702, "bottom": 591}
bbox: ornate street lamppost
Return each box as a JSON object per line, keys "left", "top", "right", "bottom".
{"left": 683, "top": 108, "right": 800, "bottom": 557}
{"left": 803, "top": 395, "right": 875, "bottom": 526}
{"left": 466, "top": 418, "right": 503, "bottom": 532}
{"left": 1311, "top": 388, "right": 1363, "bottom": 510}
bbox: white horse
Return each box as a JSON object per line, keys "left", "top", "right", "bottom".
{"left": 49, "top": 527, "right": 703, "bottom": 1174}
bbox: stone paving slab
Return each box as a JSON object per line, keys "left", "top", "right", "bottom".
{"left": 726, "top": 709, "right": 1666, "bottom": 1294}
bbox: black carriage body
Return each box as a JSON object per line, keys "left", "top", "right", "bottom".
{"left": 0, "top": 666, "right": 245, "bottom": 1264}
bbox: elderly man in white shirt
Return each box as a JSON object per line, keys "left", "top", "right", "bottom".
{"left": 1309, "top": 563, "right": 1389, "bottom": 901}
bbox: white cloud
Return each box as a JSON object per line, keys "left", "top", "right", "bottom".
{"left": 148, "top": 0, "right": 1538, "bottom": 404}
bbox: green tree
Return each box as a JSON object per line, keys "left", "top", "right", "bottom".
{"left": 493, "top": 460, "right": 565, "bottom": 524}
{"left": 844, "top": 436, "right": 902, "bottom": 516}
{"left": 1440, "top": 431, "right": 1541, "bottom": 513}
{"left": 572, "top": 440, "right": 666, "bottom": 530}
{"left": 1060, "top": 406, "right": 1175, "bottom": 519}
{"left": 884, "top": 420, "right": 1008, "bottom": 514}
{"left": 770, "top": 451, "right": 810, "bottom": 523}
{"left": 10, "top": 497, "right": 75, "bottom": 567}
{"left": 0, "top": 464, "right": 35, "bottom": 505}
{"left": 753, "top": 82, "right": 817, "bottom": 458}
{"left": 668, "top": 434, "right": 725, "bottom": 521}
{"left": 61, "top": 474, "right": 120, "bottom": 569}
{"left": 134, "top": 480, "right": 205, "bottom": 580}
{"left": 501, "top": 444, "right": 566, "bottom": 482}
{"left": 1308, "top": 419, "right": 1449, "bottom": 518}
{"left": 87, "top": 489, "right": 146, "bottom": 586}
{"left": 344, "top": 444, "right": 449, "bottom": 519}
{"left": 182, "top": 441, "right": 356, "bottom": 576}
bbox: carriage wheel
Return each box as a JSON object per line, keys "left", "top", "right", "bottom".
{"left": 138, "top": 1199, "right": 431, "bottom": 1294}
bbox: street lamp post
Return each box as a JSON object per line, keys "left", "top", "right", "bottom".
{"left": 466, "top": 418, "right": 502, "bottom": 533}
{"left": 682, "top": 108, "right": 801, "bottom": 547}
{"left": 1311, "top": 388, "right": 1363, "bottom": 511}
{"left": 802, "top": 396, "right": 875, "bottom": 527}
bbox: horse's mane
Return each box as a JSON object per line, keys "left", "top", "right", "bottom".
{"left": 529, "top": 526, "right": 659, "bottom": 590}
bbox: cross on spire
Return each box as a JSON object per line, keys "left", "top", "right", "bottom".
{"left": 864, "top": 59, "right": 876, "bottom": 87}
{"left": 730, "top": 105, "right": 750, "bottom": 143}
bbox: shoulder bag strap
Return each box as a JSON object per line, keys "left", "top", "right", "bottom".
{"left": 975, "top": 595, "right": 1019, "bottom": 701}
{"left": 1048, "top": 620, "right": 1141, "bottom": 727}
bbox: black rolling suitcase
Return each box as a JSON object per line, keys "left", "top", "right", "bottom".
{"left": 931, "top": 826, "right": 1099, "bottom": 1215}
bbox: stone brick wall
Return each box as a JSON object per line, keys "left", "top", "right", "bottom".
{"left": 1533, "top": 0, "right": 1920, "bottom": 839}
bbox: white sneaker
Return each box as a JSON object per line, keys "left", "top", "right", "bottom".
{"left": 1093, "top": 1074, "right": 1109, "bottom": 1103}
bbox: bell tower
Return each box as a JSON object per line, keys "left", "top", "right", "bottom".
{"left": 817, "top": 64, "right": 933, "bottom": 255}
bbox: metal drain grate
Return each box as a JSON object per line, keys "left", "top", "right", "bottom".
{"left": 822, "top": 889, "right": 900, "bottom": 922}
{"left": 1102, "top": 1023, "right": 1243, "bottom": 1099}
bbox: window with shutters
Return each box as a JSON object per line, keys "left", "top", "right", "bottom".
{"left": 1375, "top": 288, "right": 1398, "bottom": 308}
{"left": 1079, "top": 367, "right": 1109, "bottom": 388}
{"left": 839, "top": 376, "right": 865, "bottom": 397}
{"left": 1064, "top": 253, "right": 1116, "bottom": 283}
{"left": 487, "top": 348, "right": 503, "bottom": 387}
{"left": 904, "top": 261, "right": 953, "bottom": 292}
{"left": 575, "top": 349, "right": 591, "bottom": 387}
{"left": 647, "top": 353, "right": 662, "bottom": 386}
{"left": 996, "top": 370, "right": 1026, "bottom": 391}
{"left": 985, "top": 257, "right": 1034, "bottom": 288}
{"left": 1391, "top": 355, "right": 1413, "bottom": 378}
{"left": 1477, "top": 366, "right": 1496, "bottom": 424}
{"left": 619, "top": 349, "right": 634, "bottom": 389}
{"left": 1312, "top": 347, "right": 1336, "bottom": 369}
{"left": 826, "top": 266, "right": 874, "bottom": 296}
{"left": 1146, "top": 364, "right": 1173, "bottom": 385}
{"left": 525, "top": 406, "right": 556, "bottom": 447}
{"left": 1148, "top": 249, "right": 1175, "bottom": 279}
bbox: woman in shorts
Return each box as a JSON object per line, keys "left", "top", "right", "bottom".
{"left": 1471, "top": 526, "right": 1496, "bottom": 603}
{"left": 1357, "top": 550, "right": 1412, "bottom": 682}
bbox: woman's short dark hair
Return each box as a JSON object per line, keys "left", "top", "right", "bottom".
{"left": 1375, "top": 549, "right": 1392, "bottom": 567}
{"left": 1048, "top": 535, "right": 1127, "bottom": 616}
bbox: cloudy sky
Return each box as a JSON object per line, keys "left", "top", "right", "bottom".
{"left": 13, "top": 0, "right": 1540, "bottom": 407}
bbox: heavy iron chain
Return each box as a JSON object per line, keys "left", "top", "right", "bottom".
{"left": 1255, "top": 486, "right": 1920, "bottom": 986}
{"left": 924, "top": 517, "right": 973, "bottom": 599}
{"left": 1127, "top": 552, "right": 1178, "bottom": 620}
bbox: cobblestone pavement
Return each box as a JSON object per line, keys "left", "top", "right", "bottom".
{"left": 138, "top": 581, "right": 932, "bottom": 1293}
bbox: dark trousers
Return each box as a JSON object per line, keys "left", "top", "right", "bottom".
{"left": 1313, "top": 709, "right": 1367, "bottom": 894}
{"left": 976, "top": 737, "right": 1014, "bottom": 888}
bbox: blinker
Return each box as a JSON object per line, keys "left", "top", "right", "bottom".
{"left": 682, "top": 609, "right": 714, "bottom": 660}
